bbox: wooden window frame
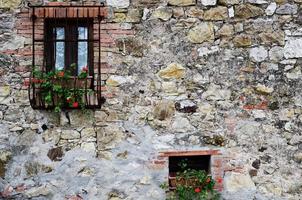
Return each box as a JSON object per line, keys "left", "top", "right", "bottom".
{"left": 44, "top": 18, "right": 94, "bottom": 77}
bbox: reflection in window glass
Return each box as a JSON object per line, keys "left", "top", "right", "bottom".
{"left": 78, "top": 27, "right": 88, "bottom": 74}
{"left": 54, "top": 27, "right": 65, "bottom": 70}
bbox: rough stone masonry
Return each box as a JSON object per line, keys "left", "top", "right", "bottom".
{"left": 0, "top": 0, "right": 302, "bottom": 199}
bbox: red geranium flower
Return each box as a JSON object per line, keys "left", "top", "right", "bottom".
{"left": 217, "top": 177, "right": 223, "bottom": 184}
{"left": 57, "top": 71, "right": 64, "bottom": 77}
{"left": 72, "top": 102, "right": 79, "bottom": 108}
{"left": 194, "top": 188, "right": 201, "bottom": 193}
{"left": 66, "top": 97, "right": 72, "bottom": 103}
{"left": 82, "top": 66, "right": 88, "bottom": 72}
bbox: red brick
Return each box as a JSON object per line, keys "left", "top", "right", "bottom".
{"left": 108, "top": 29, "right": 135, "bottom": 35}
{"left": 102, "top": 92, "right": 114, "bottom": 98}
{"left": 0, "top": 50, "right": 17, "bottom": 55}
{"left": 73, "top": 7, "right": 78, "bottom": 18}
{"left": 15, "top": 66, "right": 30, "bottom": 72}
{"left": 154, "top": 160, "right": 166, "bottom": 165}
{"left": 67, "top": 7, "right": 73, "bottom": 18}
{"left": 56, "top": 8, "right": 67, "bottom": 18}
{"left": 212, "top": 158, "right": 223, "bottom": 167}
{"left": 101, "top": 68, "right": 116, "bottom": 74}
{"left": 92, "top": 7, "right": 99, "bottom": 18}
{"left": 211, "top": 170, "right": 223, "bottom": 178}
{"left": 100, "top": 7, "right": 109, "bottom": 17}
{"left": 36, "top": 8, "right": 45, "bottom": 18}
{"left": 48, "top": 8, "right": 55, "bottom": 18}
{"left": 84, "top": 8, "right": 89, "bottom": 18}
{"left": 100, "top": 37, "right": 115, "bottom": 44}
{"left": 17, "top": 12, "right": 30, "bottom": 18}
{"left": 100, "top": 23, "right": 122, "bottom": 30}
{"left": 78, "top": 7, "right": 84, "bottom": 18}
{"left": 159, "top": 150, "right": 222, "bottom": 157}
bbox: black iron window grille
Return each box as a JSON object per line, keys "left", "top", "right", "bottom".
{"left": 28, "top": 4, "right": 106, "bottom": 110}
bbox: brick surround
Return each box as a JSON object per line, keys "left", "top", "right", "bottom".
{"left": 10, "top": 2, "right": 135, "bottom": 98}
{"left": 149, "top": 150, "right": 226, "bottom": 191}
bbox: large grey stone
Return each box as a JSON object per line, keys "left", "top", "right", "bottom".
{"left": 276, "top": 3, "right": 298, "bottom": 15}
{"left": 198, "top": 46, "right": 220, "bottom": 57}
{"left": 171, "top": 116, "right": 195, "bottom": 133}
{"left": 60, "top": 130, "right": 80, "bottom": 140}
{"left": 25, "top": 185, "right": 51, "bottom": 198}
{"left": 0, "top": 35, "right": 25, "bottom": 51}
{"left": 224, "top": 172, "right": 256, "bottom": 192}
{"left": 249, "top": 46, "right": 268, "bottom": 62}
{"left": 269, "top": 46, "right": 284, "bottom": 61}
{"left": 97, "top": 125, "right": 124, "bottom": 150}
{"left": 200, "top": 0, "right": 217, "bottom": 6}
{"left": 0, "top": 86, "right": 10, "bottom": 103}
{"left": 247, "top": 0, "right": 268, "bottom": 4}
{"left": 202, "top": 84, "right": 231, "bottom": 101}
{"left": 284, "top": 38, "right": 302, "bottom": 59}
{"left": 106, "top": 0, "right": 129, "bottom": 8}
{"left": 81, "top": 128, "right": 96, "bottom": 139}
{"left": 265, "top": 3, "right": 277, "bottom": 15}
{"left": 126, "top": 9, "right": 142, "bottom": 23}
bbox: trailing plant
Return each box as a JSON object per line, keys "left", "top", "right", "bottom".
{"left": 32, "top": 65, "right": 91, "bottom": 112}
{"left": 165, "top": 159, "right": 221, "bottom": 200}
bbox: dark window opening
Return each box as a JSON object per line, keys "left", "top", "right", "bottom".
{"left": 44, "top": 18, "right": 94, "bottom": 77}
{"left": 169, "top": 155, "right": 211, "bottom": 189}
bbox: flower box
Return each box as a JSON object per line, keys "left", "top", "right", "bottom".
{"left": 169, "top": 174, "right": 200, "bottom": 188}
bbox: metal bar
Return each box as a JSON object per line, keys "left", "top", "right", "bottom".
{"left": 76, "top": 7, "right": 79, "bottom": 75}
{"left": 29, "top": 7, "right": 36, "bottom": 108}
{"left": 98, "top": 9, "right": 102, "bottom": 105}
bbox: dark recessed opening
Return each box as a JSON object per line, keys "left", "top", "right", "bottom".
{"left": 168, "top": 155, "right": 211, "bottom": 189}
{"left": 169, "top": 155, "right": 211, "bottom": 174}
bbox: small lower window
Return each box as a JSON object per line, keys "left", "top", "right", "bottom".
{"left": 169, "top": 155, "right": 211, "bottom": 189}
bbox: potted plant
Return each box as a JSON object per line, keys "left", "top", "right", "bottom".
{"left": 163, "top": 160, "right": 220, "bottom": 200}
{"left": 32, "top": 66, "right": 93, "bottom": 112}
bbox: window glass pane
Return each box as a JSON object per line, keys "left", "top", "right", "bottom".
{"left": 78, "top": 27, "right": 88, "bottom": 74}
{"left": 54, "top": 27, "right": 65, "bottom": 70}
{"left": 78, "top": 27, "right": 88, "bottom": 40}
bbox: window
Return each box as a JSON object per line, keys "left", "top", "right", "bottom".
{"left": 28, "top": 5, "right": 105, "bottom": 110}
{"left": 169, "top": 155, "right": 211, "bottom": 189}
{"left": 44, "top": 19, "right": 93, "bottom": 77}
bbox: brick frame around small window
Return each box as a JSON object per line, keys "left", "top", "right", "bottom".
{"left": 151, "top": 150, "right": 225, "bottom": 192}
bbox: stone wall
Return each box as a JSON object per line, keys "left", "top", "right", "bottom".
{"left": 0, "top": 0, "right": 302, "bottom": 199}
